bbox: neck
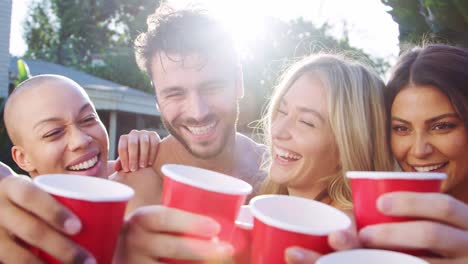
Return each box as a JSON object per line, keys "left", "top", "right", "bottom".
{"left": 287, "top": 179, "right": 329, "bottom": 202}
{"left": 169, "top": 133, "right": 238, "bottom": 176}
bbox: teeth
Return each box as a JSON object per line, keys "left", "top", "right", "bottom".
{"left": 69, "top": 156, "right": 98, "bottom": 171}
{"left": 187, "top": 122, "right": 215, "bottom": 135}
{"left": 413, "top": 163, "right": 445, "bottom": 172}
{"left": 275, "top": 148, "right": 301, "bottom": 160}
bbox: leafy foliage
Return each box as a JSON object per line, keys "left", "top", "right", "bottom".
{"left": 237, "top": 17, "right": 390, "bottom": 131}
{"left": 382, "top": 0, "right": 468, "bottom": 48}
{"left": 83, "top": 48, "right": 153, "bottom": 94}
{"left": 24, "top": 0, "right": 120, "bottom": 65}
{"left": 23, "top": 0, "right": 159, "bottom": 91}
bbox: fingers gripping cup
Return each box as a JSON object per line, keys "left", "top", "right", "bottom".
{"left": 317, "top": 249, "right": 429, "bottom": 264}
{"left": 33, "top": 174, "right": 134, "bottom": 264}
{"left": 161, "top": 164, "right": 252, "bottom": 263}
{"left": 347, "top": 171, "right": 446, "bottom": 255}
{"left": 249, "top": 195, "right": 351, "bottom": 264}
{"left": 346, "top": 171, "right": 446, "bottom": 230}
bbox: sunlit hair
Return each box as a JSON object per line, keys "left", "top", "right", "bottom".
{"left": 386, "top": 44, "right": 468, "bottom": 130}
{"left": 260, "top": 54, "right": 394, "bottom": 209}
{"left": 134, "top": 3, "right": 239, "bottom": 77}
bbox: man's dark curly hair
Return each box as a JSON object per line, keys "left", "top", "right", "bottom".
{"left": 134, "top": 4, "right": 239, "bottom": 77}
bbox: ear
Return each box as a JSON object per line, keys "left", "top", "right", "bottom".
{"left": 235, "top": 64, "right": 244, "bottom": 99}
{"left": 11, "top": 146, "right": 36, "bottom": 174}
{"left": 155, "top": 100, "right": 160, "bottom": 112}
{"left": 152, "top": 80, "right": 161, "bottom": 112}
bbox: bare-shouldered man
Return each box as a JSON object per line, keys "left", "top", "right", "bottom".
{"left": 112, "top": 5, "right": 267, "bottom": 213}
{"left": 113, "top": 5, "right": 268, "bottom": 263}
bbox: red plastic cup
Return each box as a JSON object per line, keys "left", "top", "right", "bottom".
{"left": 33, "top": 174, "right": 134, "bottom": 264}
{"left": 232, "top": 205, "right": 253, "bottom": 263}
{"left": 347, "top": 171, "right": 446, "bottom": 230}
{"left": 347, "top": 171, "right": 446, "bottom": 256}
{"left": 317, "top": 249, "right": 429, "bottom": 264}
{"left": 249, "top": 195, "right": 351, "bottom": 264}
{"left": 161, "top": 164, "right": 252, "bottom": 264}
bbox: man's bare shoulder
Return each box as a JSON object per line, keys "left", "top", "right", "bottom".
{"left": 151, "top": 136, "right": 180, "bottom": 172}
{"left": 234, "top": 133, "right": 268, "bottom": 197}
{"left": 235, "top": 133, "right": 267, "bottom": 158}
{"left": 110, "top": 167, "right": 163, "bottom": 213}
{"left": 109, "top": 167, "right": 162, "bottom": 192}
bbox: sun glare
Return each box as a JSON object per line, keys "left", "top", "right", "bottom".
{"left": 167, "top": 0, "right": 399, "bottom": 60}
{"left": 169, "top": 0, "right": 268, "bottom": 52}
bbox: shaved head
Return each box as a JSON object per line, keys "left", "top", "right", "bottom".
{"left": 4, "top": 74, "right": 90, "bottom": 145}
{"left": 4, "top": 74, "right": 109, "bottom": 178}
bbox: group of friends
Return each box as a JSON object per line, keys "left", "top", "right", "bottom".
{"left": 0, "top": 4, "right": 467, "bottom": 264}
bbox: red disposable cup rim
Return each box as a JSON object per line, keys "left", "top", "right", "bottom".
{"left": 346, "top": 171, "right": 447, "bottom": 180}
{"left": 317, "top": 249, "right": 429, "bottom": 264}
{"left": 249, "top": 195, "right": 351, "bottom": 235}
{"left": 34, "top": 174, "right": 134, "bottom": 202}
{"left": 161, "top": 164, "right": 252, "bottom": 195}
{"left": 235, "top": 205, "right": 253, "bottom": 230}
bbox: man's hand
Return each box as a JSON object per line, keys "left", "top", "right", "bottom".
{"left": 114, "top": 206, "right": 234, "bottom": 263}
{"left": 0, "top": 176, "right": 95, "bottom": 264}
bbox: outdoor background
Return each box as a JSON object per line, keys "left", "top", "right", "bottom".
{"left": 3, "top": 0, "right": 468, "bottom": 170}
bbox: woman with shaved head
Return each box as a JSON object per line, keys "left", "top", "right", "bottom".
{"left": 0, "top": 74, "right": 159, "bottom": 264}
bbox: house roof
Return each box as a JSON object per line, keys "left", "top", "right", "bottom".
{"left": 9, "top": 57, "right": 159, "bottom": 116}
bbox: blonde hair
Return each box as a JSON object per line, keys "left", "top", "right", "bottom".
{"left": 260, "top": 54, "right": 394, "bottom": 209}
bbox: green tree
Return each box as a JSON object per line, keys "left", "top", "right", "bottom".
{"left": 23, "top": 0, "right": 159, "bottom": 91}
{"left": 84, "top": 48, "right": 153, "bottom": 94}
{"left": 24, "top": 0, "right": 121, "bottom": 65}
{"left": 113, "top": 0, "right": 160, "bottom": 46}
{"left": 382, "top": 0, "right": 468, "bottom": 48}
{"left": 238, "top": 17, "right": 390, "bottom": 134}
{"left": 23, "top": 0, "right": 58, "bottom": 62}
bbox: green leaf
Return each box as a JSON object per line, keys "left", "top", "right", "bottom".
{"left": 17, "top": 59, "right": 31, "bottom": 84}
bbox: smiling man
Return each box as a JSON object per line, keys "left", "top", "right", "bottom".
{"left": 113, "top": 5, "right": 268, "bottom": 263}
{"left": 142, "top": 8, "right": 267, "bottom": 188}
{"left": 115, "top": 5, "right": 267, "bottom": 210}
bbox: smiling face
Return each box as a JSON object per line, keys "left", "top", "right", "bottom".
{"left": 151, "top": 52, "right": 243, "bottom": 159}
{"left": 269, "top": 74, "right": 339, "bottom": 190}
{"left": 390, "top": 85, "right": 468, "bottom": 192}
{"left": 9, "top": 77, "right": 109, "bottom": 178}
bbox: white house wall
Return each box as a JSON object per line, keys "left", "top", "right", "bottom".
{"left": 0, "top": 0, "right": 12, "bottom": 98}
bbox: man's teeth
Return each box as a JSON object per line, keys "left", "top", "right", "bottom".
{"left": 276, "top": 148, "right": 301, "bottom": 160}
{"left": 69, "top": 156, "right": 98, "bottom": 171}
{"left": 413, "top": 163, "right": 445, "bottom": 172}
{"left": 187, "top": 123, "right": 215, "bottom": 135}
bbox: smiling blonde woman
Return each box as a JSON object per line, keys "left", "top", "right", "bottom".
{"left": 261, "top": 54, "right": 394, "bottom": 209}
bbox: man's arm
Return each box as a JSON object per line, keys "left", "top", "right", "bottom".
{"left": 109, "top": 167, "right": 163, "bottom": 215}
